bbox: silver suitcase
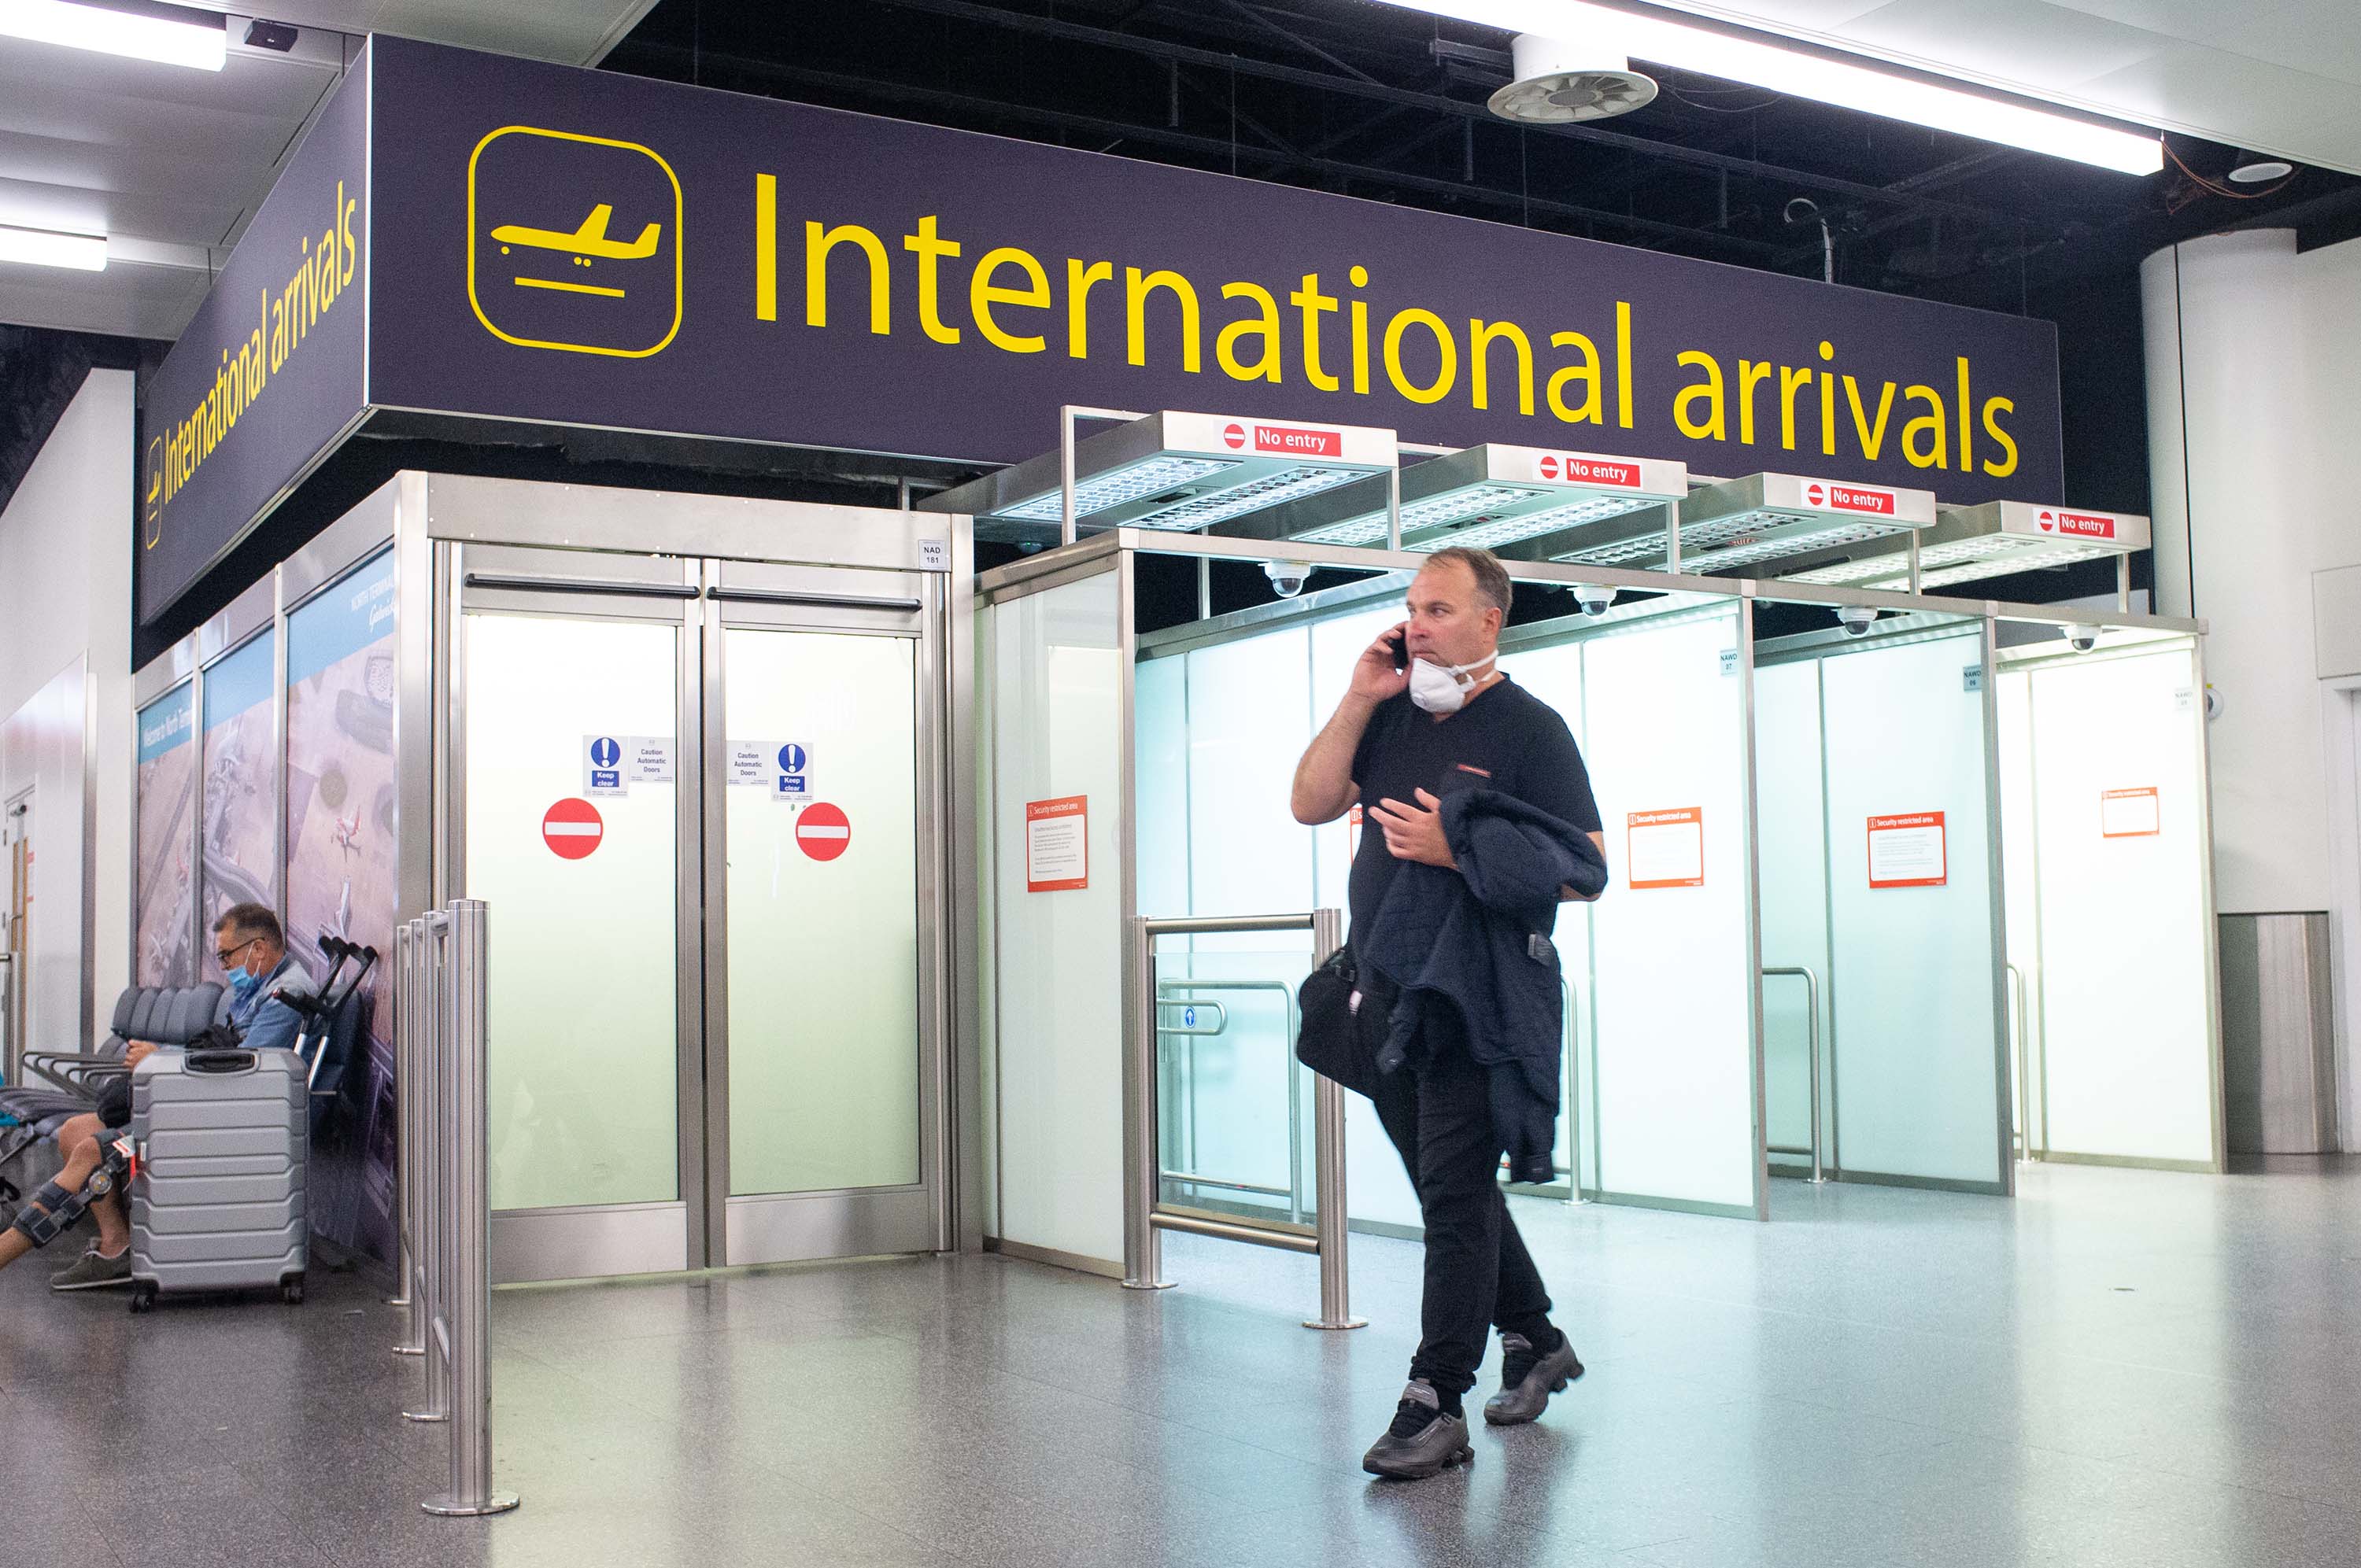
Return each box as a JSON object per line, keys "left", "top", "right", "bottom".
{"left": 129, "top": 1047, "right": 308, "bottom": 1310}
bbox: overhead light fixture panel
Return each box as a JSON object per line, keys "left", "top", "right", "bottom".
{"left": 1387, "top": 1, "right": 2161, "bottom": 175}
{"left": 0, "top": 0, "right": 228, "bottom": 71}
{"left": 0, "top": 224, "right": 108, "bottom": 271}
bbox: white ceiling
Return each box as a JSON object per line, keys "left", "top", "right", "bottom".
{"left": 0, "top": 0, "right": 658, "bottom": 341}
{"left": 1648, "top": 0, "right": 2361, "bottom": 177}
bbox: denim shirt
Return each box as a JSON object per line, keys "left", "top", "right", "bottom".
{"left": 213, "top": 954, "right": 320, "bottom": 1053}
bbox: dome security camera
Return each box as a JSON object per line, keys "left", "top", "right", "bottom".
{"left": 1572, "top": 583, "right": 1616, "bottom": 618}
{"left": 1836, "top": 604, "right": 1879, "bottom": 637}
{"left": 2067, "top": 630, "right": 2098, "bottom": 653}
{"left": 1264, "top": 560, "right": 1314, "bottom": 598}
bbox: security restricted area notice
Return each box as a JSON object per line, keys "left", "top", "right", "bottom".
{"left": 1867, "top": 811, "right": 1948, "bottom": 888}
{"left": 1627, "top": 807, "right": 1705, "bottom": 890}
{"left": 1025, "top": 795, "right": 1088, "bottom": 892}
{"left": 2101, "top": 787, "right": 2160, "bottom": 838}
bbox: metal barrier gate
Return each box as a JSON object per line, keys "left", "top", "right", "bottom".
{"left": 1125, "top": 909, "right": 1364, "bottom": 1331}
{"left": 393, "top": 900, "right": 519, "bottom": 1518}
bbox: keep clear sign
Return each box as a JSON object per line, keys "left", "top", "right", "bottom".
{"left": 584, "top": 734, "right": 672, "bottom": 795}
{"left": 770, "top": 741, "right": 812, "bottom": 803}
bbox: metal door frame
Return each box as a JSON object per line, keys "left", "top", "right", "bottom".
{"left": 407, "top": 474, "right": 973, "bottom": 1282}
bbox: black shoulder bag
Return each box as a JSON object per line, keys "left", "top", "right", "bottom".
{"left": 1295, "top": 946, "right": 1382, "bottom": 1099}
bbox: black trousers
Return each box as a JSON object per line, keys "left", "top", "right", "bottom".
{"left": 1368, "top": 1022, "right": 1555, "bottom": 1400}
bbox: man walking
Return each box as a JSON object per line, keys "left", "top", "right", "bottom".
{"left": 1290, "top": 546, "right": 1606, "bottom": 1479}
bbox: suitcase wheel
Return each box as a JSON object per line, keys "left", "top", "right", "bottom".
{"left": 129, "top": 1282, "right": 157, "bottom": 1315}
{"left": 282, "top": 1275, "right": 305, "bottom": 1305}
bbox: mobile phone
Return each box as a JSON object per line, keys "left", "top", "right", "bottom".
{"left": 1389, "top": 627, "right": 1409, "bottom": 671}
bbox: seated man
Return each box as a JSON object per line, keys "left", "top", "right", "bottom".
{"left": 1, "top": 902, "right": 316, "bottom": 1291}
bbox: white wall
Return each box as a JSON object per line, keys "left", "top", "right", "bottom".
{"left": 2143, "top": 231, "right": 2361, "bottom": 1149}
{"left": 0, "top": 369, "right": 134, "bottom": 1047}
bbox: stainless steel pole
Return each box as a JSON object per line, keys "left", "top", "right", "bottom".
{"left": 1385, "top": 463, "right": 1402, "bottom": 551}
{"left": 1121, "top": 916, "right": 1172, "bottom": 1290}
{"left": 423, "top": 899, "right": 519, "bottom": 1518}
{"left": 389, "top": 922, "right": 419, "bottom": 1333}
{"left": 1305, "top": 907, "right": 1365, "bottom": 1331}
{"left": 1059, "top": 405, "right": 1080, "bottom": 548}
{"left": 404, "top": 917, "right": 449, "bottom": 1422}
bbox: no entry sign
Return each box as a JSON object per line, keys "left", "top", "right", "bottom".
{"left": 542, "top": 797, "right": 604, "bottom": 860}
{"left": 796, "top": 802, "right": 851, "bottom": 861}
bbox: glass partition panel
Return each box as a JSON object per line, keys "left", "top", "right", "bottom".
{"left": 1997, "top": 625, "right": 2214, "bottom": 1166}
{"left": 1756, "top": 607, "right": 2004, "bottom": 1190}
{"left": 200, "top": 629, "right": 278, "bottom": 931}
{"left": 135, "top": 684, "right": 197, "bottom": 987}
{"left": 1151, "top": 931, "right": 1318, "bottom": 1234}
{"left": 1750, "top": 656, "right": 1831, "bottom": 1175}
{"left": 1556, "top": 596, "right": 1758, "bottom": 1214}
{"left": 989, "top": 570, "right": 1126, "bottom": 1266}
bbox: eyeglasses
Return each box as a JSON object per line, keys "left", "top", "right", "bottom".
{"left": 213, "top": 935, "right": 260, "bottom": 968}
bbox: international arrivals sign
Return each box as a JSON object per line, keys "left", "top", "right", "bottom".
{"left": 139, "top": 35, "right": 2064, "bottom": 624}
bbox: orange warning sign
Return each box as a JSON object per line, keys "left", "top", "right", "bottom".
{"left": 1868, "top": 812, "right": 1947, "bottom": 888}
{"left": 1627, "top": 807, "right": 1704, "bottom": 890}
{"left": 1025, "top": 795, "right": 1088, "bottom": 892}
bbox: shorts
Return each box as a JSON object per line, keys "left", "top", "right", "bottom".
{"left": 94, "top": 1076, "right": 132, "bottom": 1130}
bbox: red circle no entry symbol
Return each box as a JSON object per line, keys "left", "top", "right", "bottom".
{"left": 1222, "top": 423, "right": 1246, "bottom": 448}
{"left": 542, "top": 798, "right": 604, "bottom": 860}
{"left": 796, "top": 802, "right": 852, "bottom": 861}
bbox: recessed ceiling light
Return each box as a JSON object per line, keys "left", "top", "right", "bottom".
{"left": 1384, "top": 1, "right": 2163, "bottom": 175}
{"left": 0, "top": 225, "right": 109, "bottom": 271}
{"left": 0, "top": 0, "right": 227, "bottom": 72}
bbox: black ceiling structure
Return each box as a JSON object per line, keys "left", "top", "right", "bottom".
{"left": 598, "top": 0, "right": 2359, "bottom": 614}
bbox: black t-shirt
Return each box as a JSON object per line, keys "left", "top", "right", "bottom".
{"left": 1347, "top": 674, "right": 1602, "bottom": 938}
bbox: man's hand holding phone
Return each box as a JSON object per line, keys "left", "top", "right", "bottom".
{"left": 1350, "top": 622, "right": 1413, "bottom": 707}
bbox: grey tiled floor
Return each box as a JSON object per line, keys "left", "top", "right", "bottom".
{"left": 3, "top": 1158, "right": 2358, "bottom": 1567}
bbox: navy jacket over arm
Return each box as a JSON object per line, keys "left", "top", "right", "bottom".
{"left": 1356, "top": 788, "right": 1610, "bottom": 1185}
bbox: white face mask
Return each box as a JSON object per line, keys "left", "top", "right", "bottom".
{"left": 1408, "top": 653, "right": 1495, "bottom": 714}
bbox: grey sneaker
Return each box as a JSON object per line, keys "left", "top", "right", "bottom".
{"left": 1362, "top": 1380, "right": 1474, "bottom": 1479}
{"left": 50, "top": 1247, "right": 133, "bottom": 1292}
{"left": 1483, "top": 1331, "right": 1583, "bottom": 1425}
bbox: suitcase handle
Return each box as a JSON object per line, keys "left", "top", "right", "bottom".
{"left": 185, "top": 1049, "right": 258, "bottom": 1075}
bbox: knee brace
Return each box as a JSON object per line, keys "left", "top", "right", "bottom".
{"left": 10, "top": 1144, "right": 128, "bottom": 1250}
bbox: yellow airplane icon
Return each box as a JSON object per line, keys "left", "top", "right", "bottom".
{"left": 493, "top": 203, "right": 660, "bottom": 260}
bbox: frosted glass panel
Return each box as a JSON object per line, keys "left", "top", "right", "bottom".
{"left": 726, "top": 629, "right": 920, "bottom": 1194}
{"left": 1186, "top": 631, "right": 1312, "bottom": 933}
{"left": 1995, "top": 671, "right": 2041, "bottom": 1153}
{"left": 1582, "top": 608, "right": 1757, "bottom": 1212}
{"left": 2021, "top": 646, "right": 2212, "bottom": 1164}
{"left": 467, "top": 614, "right": 678, "bottom": 1210}
{"left": 1821, "top": 631, "right": 2002, "bottom": 1186}
{"left": 1751, "top": 659, "right": 1831, "bottom": 1168}
{"left": 991, "top": 575, "right": 1125, "bottom": 1266}
{"left": 1155, "top": 938, "right": 1319, "bottom": 1230}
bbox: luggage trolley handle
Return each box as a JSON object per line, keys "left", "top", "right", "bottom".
{"left": 183, "top": 1048, "right": 259, "bottom": 1075}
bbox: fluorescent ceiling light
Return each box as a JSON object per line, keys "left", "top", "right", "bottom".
{"left": 0, "top": 0, "right": 227, "bottom": 72}
{"left": 0, "top": 224, "right": 108, "bottom": 271}
{"left": 1393, "top": 1, "right": 2162, "bottom": 175}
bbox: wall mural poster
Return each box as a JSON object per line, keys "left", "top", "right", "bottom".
{"left": 135, "top": 685, "right": 197, "bottom": 987}
{"left": 201, "top": 631, "right": 279, "bottom": 931}
{"left": 285, "top": 548, "right": 397, "bottom": 1262}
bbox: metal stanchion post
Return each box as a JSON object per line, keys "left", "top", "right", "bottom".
{"left": 1121, "top": 917, "right": 1173, "bottom": 1291}
{"left": 390, "top": 921, "right": 423, "bottom": 1350}
{"left": 1303, "top": 908, "right": 1365, "bottom": 1330}
{"left": 424, "top": 899, "right": 518, "bottom": 1518}
{"left": 404, "top": 917, "right": 449, "bottom": 1422}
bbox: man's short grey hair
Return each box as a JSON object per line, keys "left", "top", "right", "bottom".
{"left": 1421, "top": 546, "right": 1513, "bottom": 617}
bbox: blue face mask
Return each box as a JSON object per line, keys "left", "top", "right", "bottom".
{"left": 228, "top": 967, "right": 262, "bottom": 1000}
